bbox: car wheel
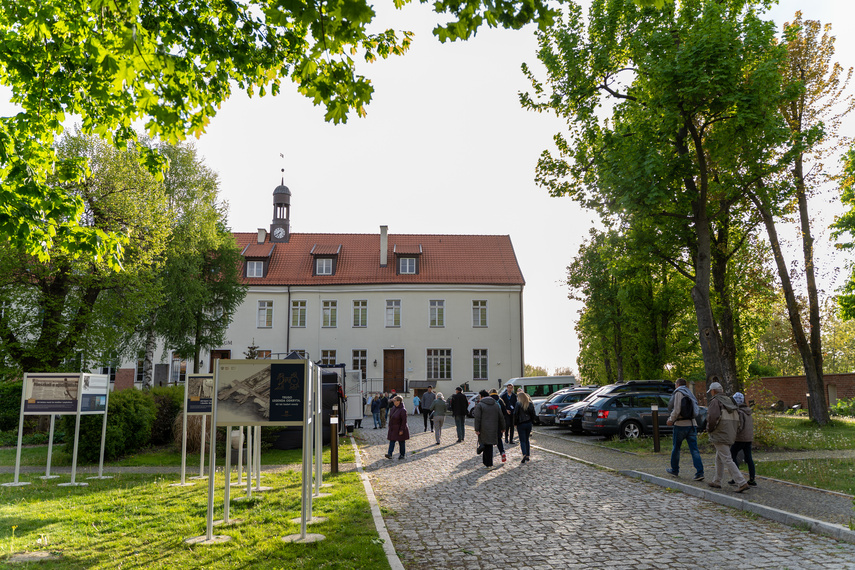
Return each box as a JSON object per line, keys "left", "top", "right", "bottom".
{"left": 619, "top": 420, "right": 642, "bottom": 440}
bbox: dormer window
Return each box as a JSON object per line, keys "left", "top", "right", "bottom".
{"left": 316, "top": 258, "right": 333, "bottom": 275}
{"left": 247, "top": 260, "right": 265, "bottom": 277}
{"left": 400, "top": 257, "right": 416, "bottom": 274}
{"left": 311, "top": 244, "right": 341, "bottom": 277}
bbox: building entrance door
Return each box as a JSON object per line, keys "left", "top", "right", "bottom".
{"left": 209, "top": 350, "right": 231, "bottom": 373}
{"left": 383, "top": 349, "right": 405, "bottom": 394}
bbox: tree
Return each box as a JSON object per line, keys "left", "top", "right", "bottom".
{"left": 0, "top": 131, "right": 169, "bottom": 373}
{"left": 0, "top": 0, "right": 562, "bottom": 265}
{"left": 522, "top": 0, "right": 794, "bottom": 393}
{"left": 833, "top": 146, "right": 855, "bottom": 317}
{"left": 524, "top": 364, "right": 548, "bottom": 377}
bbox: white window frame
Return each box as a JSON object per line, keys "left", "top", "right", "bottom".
{"left": 291, "top": 300, "right": 306, "bottom": 328}
{"left": 472, "top": 300, "right": 488, "bottom": 328}
{"left": 353, "top": 300, "right": 367, "bottom": 328}
{"left": 321, "top": 350, "right": 337, "bottom": 366}
{"left": 386, "top": 299, "right": 401, "bottom": 328}
{"left": 316, "top": 258, "right": 333, "bottom": 275}
{"left": 426, "top": 348, "right": 452, "bottom": 380}
{"left": 257, "top": 350, "right": 272, "bottom": 359}
{"left": 429, "top": 300, "right": 445, "bottom": 328}
{"left": 322, "top": 300, "right": 337, "bottom": 328}
{"left": 473, "top": 349, "right": 488, "bottom": 380}
{"left": 399, "top": 257, "right": 416, "bottom": 274}
{"left": 247, "top": 260, "right": 264, "bottom": 277}
{"left": 257, "top": 300, "right": 274, "bottom": 328}
{"left": 352, "top": 349, "right": 367, "bottom": 380}
{"left": 170, "top": 352, "right": 187, "bottom": 384}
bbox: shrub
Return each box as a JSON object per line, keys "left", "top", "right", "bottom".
{"left": 62, "top": 389, "right": 157, "bottom": 462}
{"left": 149, "top": 385, "right": 184, "bottom": 446}
{"left": 751, "top": 410, "right": 783, "bottom": 447}
{"left": 0, "top": 380, "right": 23, "bottom": 431}
{"left": 830, "top": 397, "right": 855, "bottom": 418}
{"left": 171, "top": 414, "right": 210, "bottom": 454}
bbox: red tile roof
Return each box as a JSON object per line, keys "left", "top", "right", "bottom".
{"left": 241, "top": 243, "right": 276, "bottom": 258}
{"left": 310, "top": 244, "right": 342, "bottom": 256}
{"left": 234, "top": 233, "right": 525, "bottom": 286}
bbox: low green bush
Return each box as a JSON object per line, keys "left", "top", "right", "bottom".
{"left": 830, "top": 397, "right": 855, "bottom": 418}
{"left": 149, "top": 385, "right": 184, "bottom": 446}
{"left": 62, "top": 388, "right": 157, "bottom": 462}
{"left": 0, "top": 380, "right": 23, "bottom": 431}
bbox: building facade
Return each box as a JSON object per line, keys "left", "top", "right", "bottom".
{"left": 119, "top": 180, "right": 526, "bottom": 398}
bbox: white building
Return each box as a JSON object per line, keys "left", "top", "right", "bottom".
{"left": 120, "top": 179, "right": 526, "bottom": 398}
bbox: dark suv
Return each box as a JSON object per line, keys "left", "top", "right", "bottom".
{"left": 536, "top": 388, "right": 597, "bottom": 426}
{"left": 581, "top": 390, "right": 708, "bottom": 439}
{"left": 556, "top": 380, "right": 676, "bottom": 433}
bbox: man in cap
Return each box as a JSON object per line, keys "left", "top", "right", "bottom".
{"left": 706, "top": 379, "right": 748, "bottom": 493}
{"left": 448, "top": 386, "right": 469, "bottom": 443}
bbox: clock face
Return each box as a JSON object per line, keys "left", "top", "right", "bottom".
{"left": 273, "top": 227, "right": 286, "bottom": 239}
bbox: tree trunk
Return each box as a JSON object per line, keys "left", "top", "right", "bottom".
{"left": 711, "top": 210, "right": 742, "bottom": 393}
{"left": 750, "top": 191, "right": 829, "bottom": 424}
{"left": 143, "top": 318, "right": 157, "bottom": 389}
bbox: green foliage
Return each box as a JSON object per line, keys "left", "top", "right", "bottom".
{"left": 149, "top": 385, "right": 184, "bottom": 446}
{"left": 747, "top": 360, "right": 778, "bottom": 379}
{"left": 0, "top": 380, "right": 22, "bottom": 431}
{"left": 0, "top": 429, "right": 64, "bottom": 447}
{"left": 0, "top": 0, "right": 559, "bottom": 264}
{"left": 830, "top": 398, "right": 855, "bottom": 418}
{"left": 524, "top": 364, "right": 548, "bottom": 377}
{"left": 62, "top": 388, "right": 157, "bottom": 462}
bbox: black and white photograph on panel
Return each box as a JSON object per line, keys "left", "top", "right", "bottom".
{"left": 216, "top": 360, "right": 306, "bottom": 425}
{"left": 80, "top": 374, "right": 109, "bottom": 412}
{"left": 23, "top": 374, "right": 80, "bottom": 413}
{"left": 186, "top": 374, "right": 214, "bottom": 414}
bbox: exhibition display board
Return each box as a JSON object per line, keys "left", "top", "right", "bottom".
{"left": 173, "top": 374, "right": 214, "bottom": 487}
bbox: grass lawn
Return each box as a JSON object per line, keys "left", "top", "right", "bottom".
{"left": 0, "top": 468, "right": 386, "bottom": 569}
{"left": 758, "top": 458, "right": 855, "bottom": 495}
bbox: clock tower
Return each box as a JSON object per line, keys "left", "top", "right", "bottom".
{"left": 270, "top": 173, "right": 291, "bottom": 243}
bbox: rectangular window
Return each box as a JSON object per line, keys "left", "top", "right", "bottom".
{"left": 291, "top": 349, "right": 308, "bottom": 358}
{"left": 385, "top": 299, "right": 401, "bottom": 327}
{"left": 353, "top": 300, "right": 367, "bottom": 328}
{"left": 316, "top": 258, "right": 333, "bottom": 275}
{"left": 136, "top": 358, "right": 145, "bottom": 385}
{"left": 321, "top": 350, "right": 336, "bottom": 366}
{"left": 473, "top": 349, "right": 488, "bottom": 380}
{"left": 257, "top": 300, "right": 274, "bottom": 328}
{"left": 427, "top": 349, "right": 452, "bottom": 380}
{"left": 352, "top": 350, "right": 367, "bottom": 380}
{"left": 247, "top": 261, "right": 264, "bottom": 277}
{"left": 472, "top": 300, "right": 487, "bottom": 327}
{"left": 257, "top": 350, "right": 272, "bottom": 359}
{"left": 170, "top": 353, "right": 187, "bottom": 384}
{"left": 429, "top": 300, "right": 445, "bottom": 327}
{"left": 291, "top": 300, "right": 306, "bottom": 328}
{"left": 400, "top": 257, "right": 416, "bottom": 274}
{"left": 322, "top": 300, "right": 337, "bottom": 327}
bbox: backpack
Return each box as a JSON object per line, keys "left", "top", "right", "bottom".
{"left": 678, "top": 391, "right": 695, "bottom": 420}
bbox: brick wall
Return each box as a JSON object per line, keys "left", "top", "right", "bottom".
{"left": 688, "top": 374, "right": 855, "bottom": 409}
{"left": 114, "top": 368, "right": 135, "bottom": 391}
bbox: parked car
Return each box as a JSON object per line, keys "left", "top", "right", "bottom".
{"left": 537, "top": 388, "right": 596, "bottom": 426}
{"left": 532, "top": 398, "right": 548, "bottom": 425}
{"left": 556, "top": 380, "right": 676, "bottom": 433}
{"left": 581, "top": 391, "right": 708, "bottom": 439}
{"left": 466, "top": 393, "right": 480, "bottom": 418}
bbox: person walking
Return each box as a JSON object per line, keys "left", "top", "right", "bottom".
{"left": 370, "top": 394, "right": 382, "bottom": 429}
{"left": 429, "top": 392, "right": 448, "bottom": 445}
{"left": 489, "top": 389, "right": 508, "bottom": 462}
{"left": 385, "top": 395, "right": 410, "bottom": 459}
{"left": 706, "top": 381, "right": 749, "bottom": 493}
{"left": 412, "top": 394, "right": 421, "bottom": 416}
{"left": 665, "top": 378, "right": 705, "bottom": 481}
{"left": 449, "top": 386, "right": 469, "bottom": 443}
{"left": 474, "top": 389, "right": 504, "bottom": 469}
{"left": 421, "top": 386, "right": 437, "bottom": 432}
{"left": 379, "top": 392, "right": 389, "bottom": 428}
{"left": 514, "top": 391, "right": 536, "bottom": 464}
{"left": 500, "top": 382, "right": 517, "bottom": 444}
{"left": 729, "top": 392, "right": 756, "bottom": 487}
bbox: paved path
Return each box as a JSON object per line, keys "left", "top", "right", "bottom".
{"left": 358, "top": 417, "right": 855, "bottom": 570}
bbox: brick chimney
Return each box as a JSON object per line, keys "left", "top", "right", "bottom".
{"left": 380, "top": 225, "right": 388, "bottom": 267}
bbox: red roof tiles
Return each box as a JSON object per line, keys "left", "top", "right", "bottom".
{"left": 234, "top": 233, "right": 525, "bottom": 286}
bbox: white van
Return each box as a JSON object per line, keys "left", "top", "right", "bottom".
{"left": 505, "top": 376, "right": 576, "bottom": 398}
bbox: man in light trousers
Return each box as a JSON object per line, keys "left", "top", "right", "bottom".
{"left": 706, "top": 381, "right": 748, "bottom": 493}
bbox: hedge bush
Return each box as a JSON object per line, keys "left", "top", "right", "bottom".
{"left": 830, "top": 397, "right": 855, "bottom": 418}
{"left": 0, "top": 380, "right": 23, "bottom": 431}
{"left": 62, "top": 388, "right": 157, "bottom": 462}
{"left": 150, "top": 385, "right": 184, "bottom": 446}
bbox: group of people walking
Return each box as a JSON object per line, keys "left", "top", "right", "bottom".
{"left": 667, "top": 377, "right": 755, "bottom": 492}
{"left": 377, "top": 382, "right": 535, "bottom": 469}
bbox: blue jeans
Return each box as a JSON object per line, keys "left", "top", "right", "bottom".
{"left": 517, "top": 421, "right": 532, "bottom": 457}
{"left": 454, "top": 415, "right": 466, "bottom": 441}
{"left": 388, "top": 439, "right": 406, "bottom": 457}
{"left": 671, "top": 425, "right": 704, "bottom": 476}
{"left": 373, "top": 412, "right": 381, "bottom": 428}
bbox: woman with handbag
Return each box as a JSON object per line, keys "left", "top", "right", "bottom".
{"left": 385, "top": 396, "right": 410, "bottom": 460}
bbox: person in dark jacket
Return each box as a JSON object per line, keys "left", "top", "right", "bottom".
{"left": 385, "top": 396, "right": 410, "bottom": 459}
{"left": 421, "top": 386, "right": 437, "bottom": 432}
{"left": 500, "top": 383, "right": 517, "bottom": 444}
{"left": 474, "top": 389, "right": 504, "bottom": 469}
{"left": 379, "top": 393, "right": 389, "bottom": 428}
{"left": 729, "top": 392, "right": 756, "bottom": 486}
{"left": 448, "top": 386, "right": 469, "bottom": 443}
{"left": 514, "top": 391, "right": 536, "bottom": 464}
{"left": 370, "top": 394, "right": 382, "bottom": 429}
{"left": 489, "top": 390, "right": 508, "bottom": 462}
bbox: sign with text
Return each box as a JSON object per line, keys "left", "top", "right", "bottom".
{"left": 22, "top": 374, "right": 81, "bottom": 414}
{"left": 215, "top": 360, "right": 306, "bottom": 426}
{"left": 186, "top": 374, "right": 214, "bottom": 414}
{"left": 79, "top": 374, "right": 109, "bottom": 413}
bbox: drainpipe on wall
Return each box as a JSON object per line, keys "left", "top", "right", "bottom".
{"left": 286, "top": 285, "right": 291, "bottom": 353}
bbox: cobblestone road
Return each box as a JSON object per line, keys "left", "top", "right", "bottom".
{"left": 359, "top": 416, "right": 855, "bottom": 570}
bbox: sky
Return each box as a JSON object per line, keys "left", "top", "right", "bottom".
{"left": 2, "top": 1, "right": 852, "bottom": 375}
{"left": 190, "top": 0, "right": 855, "bottom": 375}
